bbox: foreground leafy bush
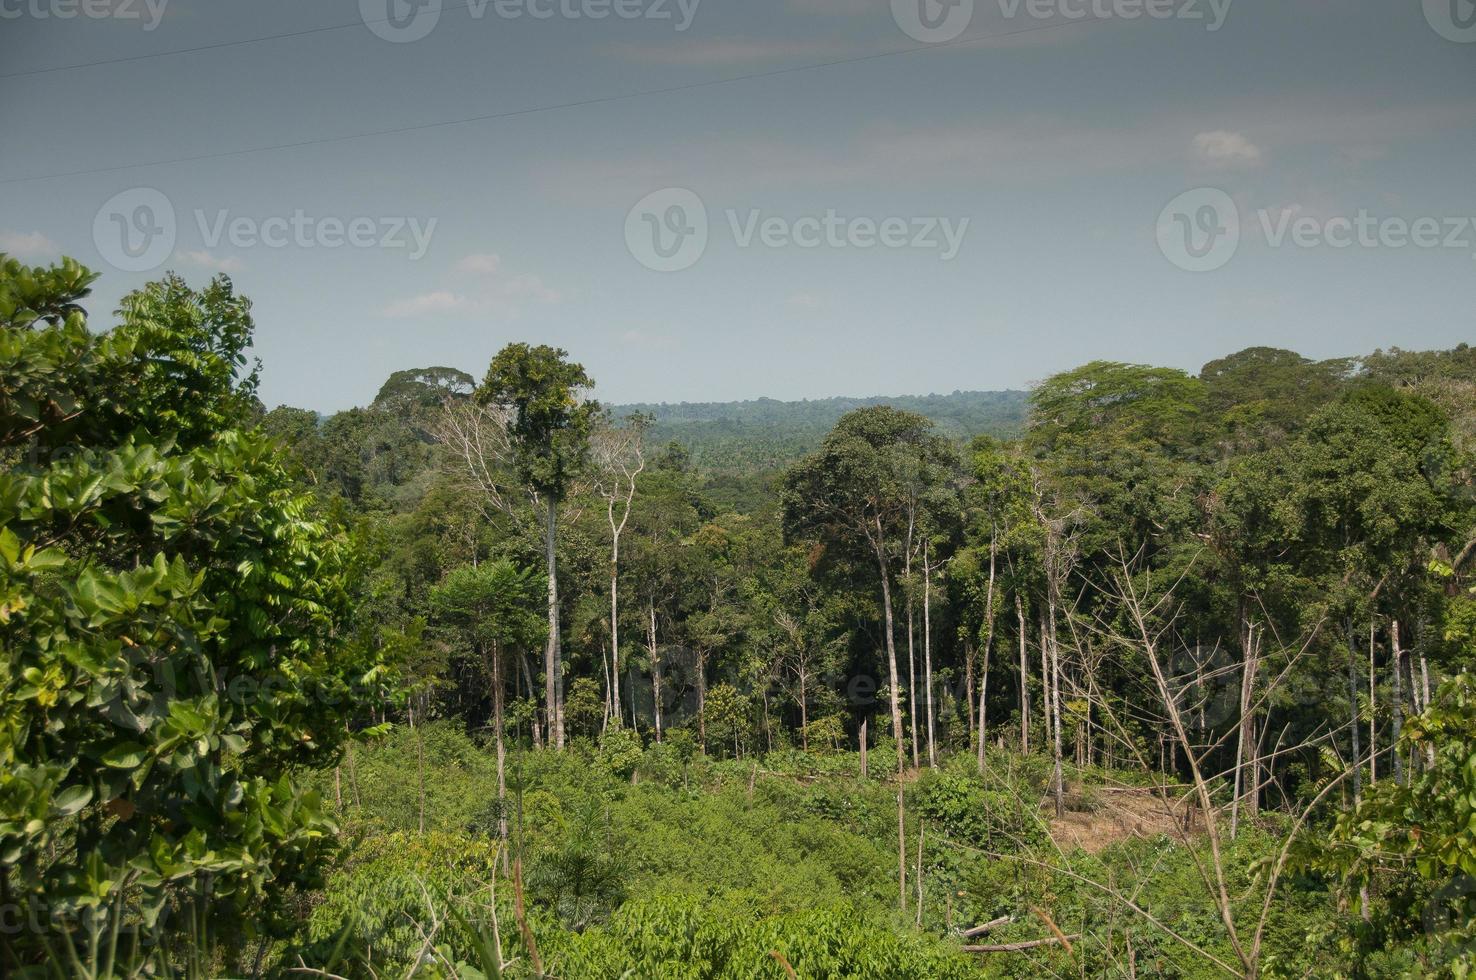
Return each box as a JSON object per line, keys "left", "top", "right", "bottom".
{"left": 0, "top": 258, "right": 382, "bottom": 968}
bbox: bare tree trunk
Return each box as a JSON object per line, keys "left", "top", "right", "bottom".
{"left": 492, "top": 642, "right": 509, "bottom": 865}
{"left": 609, "top": 538, "right": 621, "bottom": 728}
{"left": 1392, "top": 619, "right": 1405, "bottom": 786}
{"left": 544, "top": 499, "right": 564, "bottom": 750}
{"left": 965, "top": 639, "right": 975, "bottom": 741}
{"left": 859, "top": 717, "right": 869, "bottom": 778}
{"left": 977, "top": 534, "right": 998, "bottom": 772}
{"left": 600, "top": 636, "right": 613, "bottom": 736}
{"left": 1418, "top": 631, "right": 1434, "bottom": 769}
{"left": 1231, "top": 615, "right": 1257, "bottom": 839}
{"left": 520, "top": 652, "right": 543, "bottom": 748}
{"left": 1043, "top": 601, "right": 1065, "bottom": 819}
{"left": 1017, "top": 594, "right": 1029, "bottom": 754}
{"left": 1368, "top": 617, "right": 1378, "bottom": 786}
{"left": 906, "top": 566, "right": 919, "bottom": 771}
{"left": 923, "top": 542, "right": 937, "bottom": 769}
{"left": 649, "top": 600, "right": 663, "bottom": 744}
{"left": 874, "top": 533, "right": 907, "bottom": 914}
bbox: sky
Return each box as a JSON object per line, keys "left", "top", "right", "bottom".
{"left": 1, "top": 0, "right": 1473, "bottom": 412}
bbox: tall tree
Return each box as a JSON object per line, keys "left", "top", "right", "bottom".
{"left": 477, "top": 344, "right": 599, "bottom": 750}
{"left": 782, "top": 406, "right": 956, "bottom": 910}
{"left": 589, "top": 414, "right": 648, "bottom": 728}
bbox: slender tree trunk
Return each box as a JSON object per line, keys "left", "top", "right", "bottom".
{"left": 1231, "top": 613, "right": 1257, "bottom": 839}
{"left": 874, "top": 532, "right": 907, "bottom": 913}
{"left": 1392, "top": 619, "right": 1405, "bottom": 786}
{"left": 649, "top": 600, "right": 663, "bottom": 743}
{"left": 977, "top": 535, "right": 997, "bottom": 773}
{"left": 492, "top": 642, "right": 509, "bottom": 865}
{"left": 520, "top": 653, "right": 542, "bottom": 749}
{"left": 609, "top": 534, "right": 622, "bottom": 728}
{"left": 1347, "top": 619, "right": 1363, "bottom": 804}
{"left": 923, "top": 542, "right": 937, "bottom": 769}
{"left": 600, "top": 637, "right": 613, "bottom": 735}
{"left": 1016, "top": 594, "right": 1029, "bottom": 754}
{"left": 544, "top": 499, "right": 564, "bottom": 750}
{"left": 906, "top": 568, "right": 919, "bottom": 770}
{"left": 1368, "top": 617, "right": 1378, "bottom": 786}
{"left": 965, "top": 639, "right": 975, "bottom": 741}
{"left": 1043, "top": 600, "right": 1064, "bottom": 819}
{"left": 1418, "top": 630, "right": 1434, "bottom": 769}
{"left": 859, "top": 717, "right": 869, "bottom": 778}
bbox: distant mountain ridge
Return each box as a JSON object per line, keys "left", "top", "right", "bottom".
{"left": 612, "top": 389, "right": 1029, "bottom": 473}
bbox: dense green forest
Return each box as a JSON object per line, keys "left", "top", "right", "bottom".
{"left": 6, "top": 254, "right": 1476, "bottom": 978}
{"left": 616, "top": 390, "right": 1028, "bottom": 478}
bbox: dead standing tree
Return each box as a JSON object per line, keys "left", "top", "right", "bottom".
{"left": 1063, "top": 547, "right": 1350, "bottom": 979}
{"left": 588, "top": 414, "right": 647, "bottom": 731}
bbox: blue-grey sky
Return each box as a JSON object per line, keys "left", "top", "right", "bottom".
{"left": 2, "top": 0, "right": 1473, "bottom": 412}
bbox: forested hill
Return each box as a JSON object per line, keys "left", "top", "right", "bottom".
{"left": 613, "top": 389, "right": 1029, "bottom": 474}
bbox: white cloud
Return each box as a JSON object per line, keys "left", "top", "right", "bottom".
{"left": 453, "top": 253, "right": 502, "bottom": 275}
{"left": 177, "top": 250, "right": 245, "bottom": 273}
{"left": 1192, "top": 130, "right": 1263, "bottom": 167}
{"left": 381, "top": 290, "right": 470, "bottom": 318}
{"left": 0, "top": 230, "right": 59, "bottom": 259}
{"left": 381, "top": 260, "right": 561, "bottom": 319}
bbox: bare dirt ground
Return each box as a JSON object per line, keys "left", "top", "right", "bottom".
{"left": 1048, "top": 786, "right": 1201, "bottom": 854}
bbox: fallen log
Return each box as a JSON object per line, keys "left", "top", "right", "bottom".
{"left": 962, "top": 934, "right": 1081, "bottom": 953}
{"left": 959, "top": 915, "right": 1013, "bottom": 938}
